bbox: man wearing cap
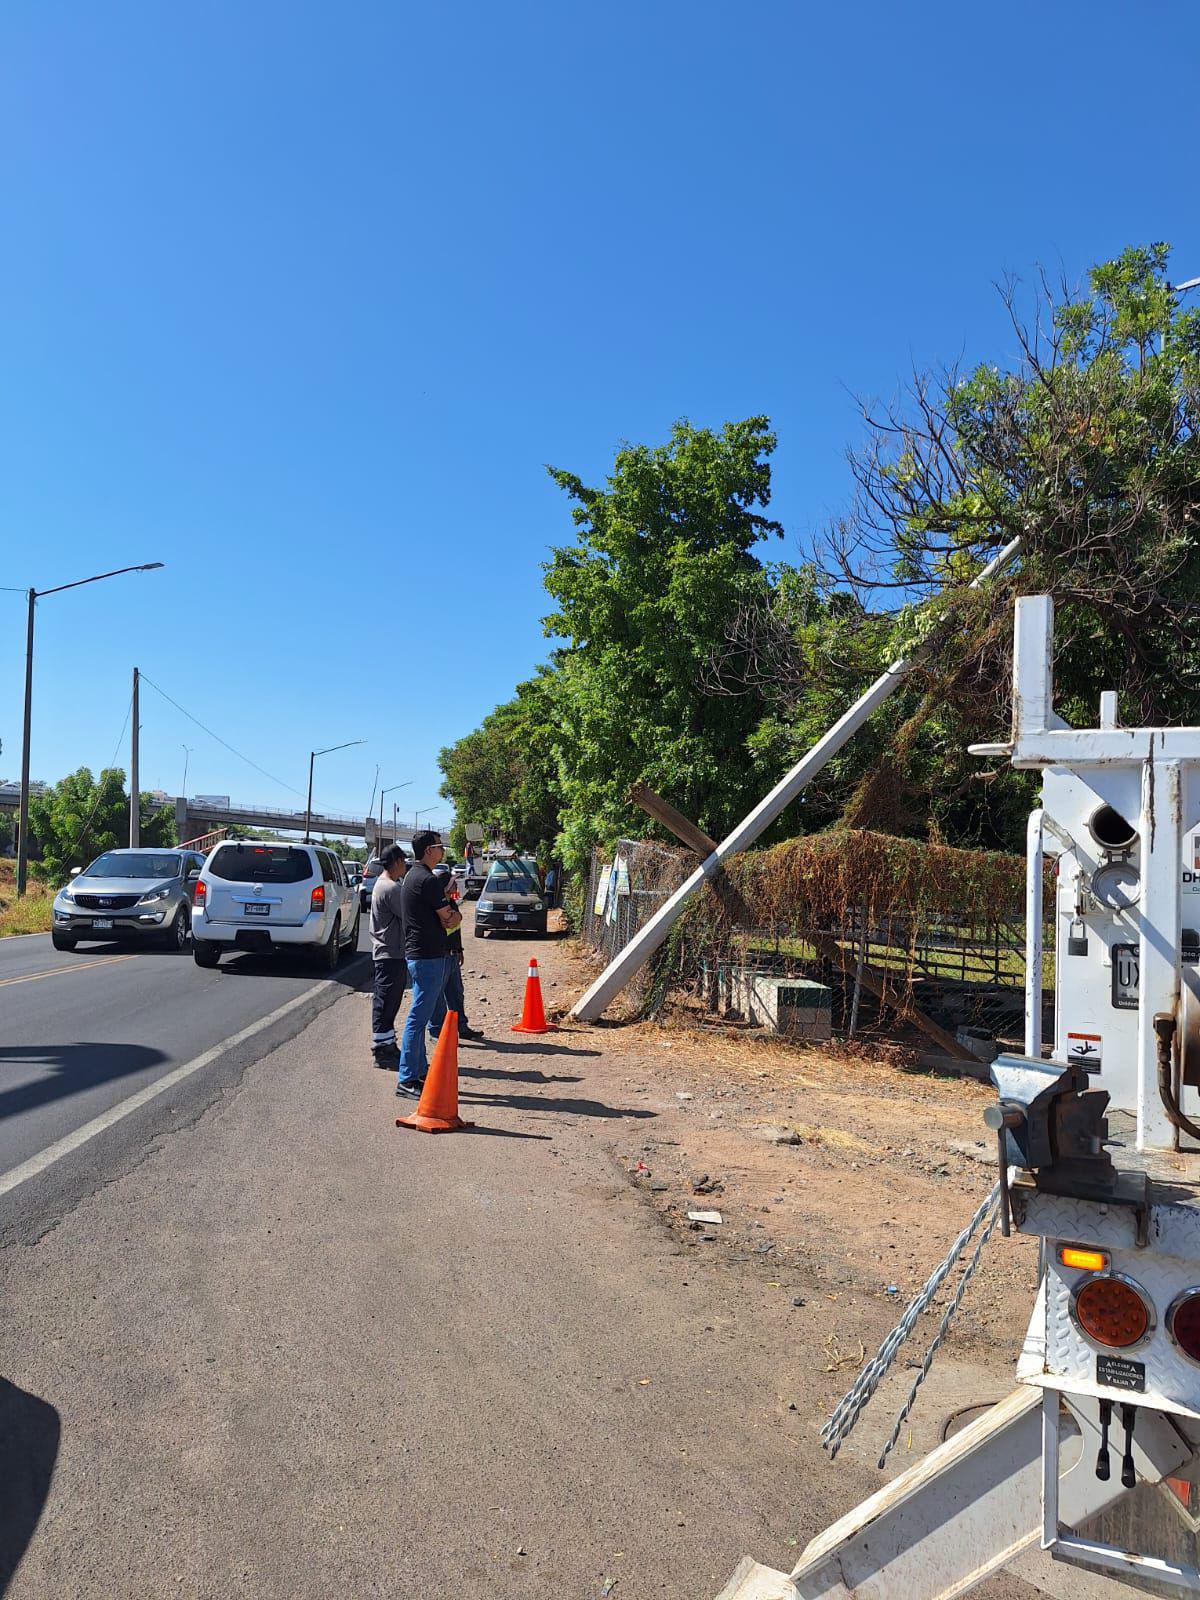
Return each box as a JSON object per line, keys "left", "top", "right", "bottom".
{"left": 369, "top": 843, "right": 408, "bottom": 1069}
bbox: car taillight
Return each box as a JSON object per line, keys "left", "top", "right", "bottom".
{"left": 310, "top": 884, "right": 325, "bottom": 911}
{"left": 1167, "top": 1289, "right": 1200, "bottom": 1365}
{"left": 194, "top": 880, "right": 206, "bottom": 906}
{"left": 1071, "top": 1272, "right": 1154, "bottom": 1350}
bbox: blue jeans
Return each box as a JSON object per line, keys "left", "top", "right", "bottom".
{"left": 397, "top": 957, "right": 449, "bottom": 1088}
{"left": 431, "top": 955, "right": 468, "bottom": 1034}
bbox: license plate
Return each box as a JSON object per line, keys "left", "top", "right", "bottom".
{"left": 92, "top": 918, "right": 113, "bottom": 930}
{"left": 1112, "top": 943, "right": 1138, "bottom": 1010}
{"left": 504, "top": 912, "right": 519, "bottom": 922}
{"left": 243, "top": 903, "right": 271, "bottom": 917}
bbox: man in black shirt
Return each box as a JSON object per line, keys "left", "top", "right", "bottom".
{"left": 395, "top": 830, "right": 462, "bottom": 1095}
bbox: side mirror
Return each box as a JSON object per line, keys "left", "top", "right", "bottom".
{"left": 70, "top": 866, "right": 82, "bottom": 878}
{"left": 187, "top": 870, "right": 201, "bottom": 883}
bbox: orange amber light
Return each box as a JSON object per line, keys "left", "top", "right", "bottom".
{"left": 1072, "top": 1275, "right": 1152, "bottom": 1349}
{"left": 1059, "top": 1245, "right": 1109, "bottom": 1273}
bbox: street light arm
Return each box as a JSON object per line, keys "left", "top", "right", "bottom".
{"left": 313, "top": 738, "right": 366, "bottom": 758}
{"left": 36, "top": 562, "right": 165, "bottom": 599}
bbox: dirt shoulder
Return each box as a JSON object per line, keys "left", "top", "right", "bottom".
{"left": 535, "top": 922, "right": 1038, "bottom": 1426}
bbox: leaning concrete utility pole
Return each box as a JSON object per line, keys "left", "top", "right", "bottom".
{"left": 571, "top": 537, "right": 1022, "bottom": 1021}
{"left": 129, "top": 666, "right": 140, "bottom": 848}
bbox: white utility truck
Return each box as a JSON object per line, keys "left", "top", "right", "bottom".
{"left": 719, "top": 594, "right": 1200, "bottom": 1599}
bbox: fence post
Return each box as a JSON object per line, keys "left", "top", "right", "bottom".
{"left": 848, "top": 907, "right": 867, "bottom": 1038}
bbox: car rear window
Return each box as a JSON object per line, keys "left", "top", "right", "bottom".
{"left": 208, "top": 845, "right": 315, "bottom": 884}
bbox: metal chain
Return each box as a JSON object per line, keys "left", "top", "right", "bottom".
{"left": 876, "top": 1196, "right": 1001, "bottom": 1467}
{"left": 822, "top": 1182, "right": 1000, "bottom": 1459}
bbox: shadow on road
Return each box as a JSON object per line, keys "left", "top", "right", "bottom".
{"left": 472, "top": 1037, "right": 600, "bottom": 1059}
{"left": 0, "top": 1377, "right": 60, "bottom": 1596}
{"left": 0, "top": 1043, "right": 168, "bottom": 1124}
{"left": 212, "top": 951, "right": 371, "bottom": 991}
{"left": 460, "top": 1065, "right": 582, "bottom": 1086}
{"left": 460, "top": 1124, "right": 555, "bottom": 1142}
{"left": 459, "top": 1087, "right": 656, "bottom": 1121}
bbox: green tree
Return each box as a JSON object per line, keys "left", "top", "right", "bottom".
{"left": 439, "top": 669, "right": 563, "bottom": 858}
{"left": 744, "top": 243, "right": 1200, "bottom": 850}
{"left": 28, "top": 767, "right": 176, "bottom": 883}
{"left": 541, "top": 417, "right": 782, "bottom": 869}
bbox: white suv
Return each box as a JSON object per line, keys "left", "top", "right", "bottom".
{"left": 192, "top": 841, "right": 360, "bottom": 970}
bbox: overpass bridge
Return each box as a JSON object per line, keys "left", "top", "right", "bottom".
{"left": 0, "top": 785, "right": 436, "bottom": 854}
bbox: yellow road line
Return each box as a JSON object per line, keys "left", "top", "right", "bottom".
{"left": 0, "top": 953, "right": 138, "bottom": 989}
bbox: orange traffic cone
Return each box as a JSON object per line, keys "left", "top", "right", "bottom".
{"left": 512, "top": 958, "right": 558, "bottom": 1034}
{"left": 396, "top": 1012, "right": 474, "bottom": 1133}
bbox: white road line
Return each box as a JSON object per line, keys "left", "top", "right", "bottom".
{"left": 0, "top": 963, "right": 366, "bottom": 1199}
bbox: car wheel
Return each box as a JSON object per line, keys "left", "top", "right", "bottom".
{"left": 193, "top": 941, "right": 220, "bottom": 968}
{"left": 473, "top": 926, "right": 486, "bottom": 938}
{"left": 340, "top": 910, "right": 361, "bottom": 960}
{"left": 164, "top": 904, "right": 191, "bottom": 952}
{"left": 51, "top": 930, "right": 77, "bottom": 952}
{"left": 316, "top": 916, "right": 340, "bottom": 972}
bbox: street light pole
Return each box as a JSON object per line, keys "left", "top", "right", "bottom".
{"left": 130, "top": 666, "right": 141, "bottom": 848}
{"left": 181, "top": 745, "right": 193, "bottom": 798}
{"left": 17, "top": 589, "right": 36, "bottom": 897}
{"left": 16, "top": 561, "right": 164, "bottom": 896}
{"left": 378, "top": 782, "right": 412, "bottom": 851}
{"left": 304, "top": 738, "right": 366, "bottom": 843}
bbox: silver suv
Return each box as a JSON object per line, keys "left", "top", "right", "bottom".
{"left": 52, "top": 847, "right": 204, "bottom": 952}
{"left": 192, "top": 840, "right": 360, "bottom": 970}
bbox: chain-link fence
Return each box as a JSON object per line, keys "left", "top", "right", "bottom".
{"left": 577, "top": 833, "right": 1053, "bottom": 1051}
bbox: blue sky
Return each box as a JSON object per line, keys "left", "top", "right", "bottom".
{"left": 2, "top": 1, "right": 1197, "bottom": 833}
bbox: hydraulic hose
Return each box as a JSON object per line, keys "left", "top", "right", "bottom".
{"left": 1155, "top": 1012, "right": 1200, "bottom": 1145}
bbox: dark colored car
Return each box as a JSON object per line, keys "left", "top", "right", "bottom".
{"left": 473, "top": 857, "right": 546, "bottom": 937}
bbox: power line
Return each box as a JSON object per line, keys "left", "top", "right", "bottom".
{"left": 61, "top": 693, "right": 134, "bottom": 862}
{"left": 138, "top": 671, "right": 305, "bottom": 798}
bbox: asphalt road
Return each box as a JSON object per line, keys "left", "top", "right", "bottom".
{"left": 0, "top": 920, "right": 370, "bottom": 1243}
{"left": 1, "top": 924, "right": 1040, "bottom": 1600}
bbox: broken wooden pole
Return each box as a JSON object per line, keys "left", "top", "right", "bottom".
{"left": 571, "top": 532, "right": 1021, "bottom": 1022}
{"left": 626, "top": 784, "right": 977, "bottom": 1060}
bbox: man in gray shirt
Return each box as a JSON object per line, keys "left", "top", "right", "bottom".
{"left": 369, "top": 844, "right": 408, "bottom": 1068}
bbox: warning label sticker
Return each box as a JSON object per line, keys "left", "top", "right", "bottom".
{"left": 1067, "top": 1031, "right": 1103, "bottom": 1073}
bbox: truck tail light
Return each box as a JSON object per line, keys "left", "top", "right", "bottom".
{"left": 1059, "top": 1244, "right": 1109, "bottom": 1273}
{"left": 310, "top": 884, "right": 325, "bottom": 912}
{"left": 1167, "top": 1289, "right": 1200, "bottom": 1365}
{"left": 1071, "top": 1273, "right": 1154, "bottom": 1349}
{"left": 194, "top": 879, "right": 206, "bottom": 906}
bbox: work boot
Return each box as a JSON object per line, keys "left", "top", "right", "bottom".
{"left": 372, "top": 1044, "right": 399, "bottom": 1070}
{"left": 459, "top": 1024, "right": 485, "bottom": 1042}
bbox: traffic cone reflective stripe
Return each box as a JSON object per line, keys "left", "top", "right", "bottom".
{"left": 396, "top": 1012, "right": 474, "bottom": 1133}
{"left": 512, "top": 957, "right": 558, "bottom": 1034}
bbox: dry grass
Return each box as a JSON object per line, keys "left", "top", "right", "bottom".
{"left": 0, "top": 856, "right": 54, "bottom": 936}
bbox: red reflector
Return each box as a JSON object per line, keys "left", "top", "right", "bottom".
{"left": 310, "top": 885, "right": 325, "bottom": 911}
{"left": 1072, "top": 1274, "right": 1153, "bottom": 1349}
{"left": 1168, "top": 1289, "right": 1200, "bottom": 1364}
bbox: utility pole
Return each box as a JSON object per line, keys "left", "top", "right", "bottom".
{"left": 306, "top": 739, "right": 366, "bottom": 843}
{"left": 14, "top": 561, "right": 164, "bottom": 895}
{"left": 17, "top": 589, "right": 35, "bottom": 896}
{"left": 130, "top": 666, "right": 140, "bottom": 848}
